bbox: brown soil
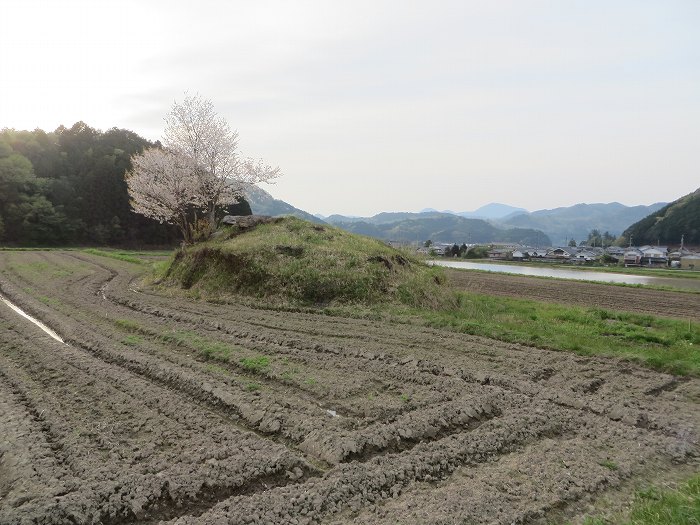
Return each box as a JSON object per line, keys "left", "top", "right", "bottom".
{"left": 446, "top": 268, "right": 700, "bottom": 321}
{"left": 0, "top": 251, "right": 697, "bottom": 524}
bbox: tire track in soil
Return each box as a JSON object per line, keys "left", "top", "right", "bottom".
{"left": 0, "top": 251, "right": 698, "bottom": 524}
{"left": 0, "top": 302, "right": 318, "bottom": 525}
{"left": 0, "top": 258, "right": 357, "bottom": 456}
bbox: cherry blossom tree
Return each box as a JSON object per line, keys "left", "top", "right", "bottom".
{"left": 126, "top": 148, "right": 200, "bottom": 243}
{"left": 163, "top": 94, "right": 281, "bottom": 228}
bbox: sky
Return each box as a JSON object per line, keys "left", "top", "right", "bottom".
{"left": 1, "top": 0, "right": 699, "bottom": 217}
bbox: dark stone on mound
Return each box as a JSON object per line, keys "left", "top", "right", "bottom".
{"left": 221, "top": 214, "right": 277, "bottom": 228}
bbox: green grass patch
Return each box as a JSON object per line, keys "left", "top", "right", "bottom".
{"left": 114, "top": 318, "right": 142, "bottom": 332}
{"left": 121, "top": 334, "right": 143, "bottom": 346}
{"left": 159, "top": 329, "right": 240, "bottom": 363}
{"left": 83, "top": 248, "right": 144, "bottom": 265}
{"left": 366, "top": 292, "right": 700, "bottom": 376}
{"left": 576, "top": 474, "right": 700, "bottom": 524}
{"left": 600, "top": 460, "right": 619, "bottom": 471}
{"left": 240, "top": 355, "right": 270, "bottom": 372}
{"left": 8, "top": 260, "right": 72, "bottom": 278}
{"left": 626, "top": 474, "right": 700, "bottom": 524}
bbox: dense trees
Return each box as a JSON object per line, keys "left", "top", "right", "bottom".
{"left": 0, "top": 123, "right": 226, "bottom": 246}
{"left": 584, "top": 229, "right": 616, "bottom": 247}
{"left": 621, "top": 188, "right": 700, "bottom": 246}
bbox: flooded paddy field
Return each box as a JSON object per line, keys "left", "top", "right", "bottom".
{"left": 0, "top": 251, "right": 697, "bottom": 524}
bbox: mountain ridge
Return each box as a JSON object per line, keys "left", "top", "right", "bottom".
{"left": 243, "top": 187, "right": 668, "bottom": 247}
{"left": 621, "top": 189, "right": 700, "bottom": 246}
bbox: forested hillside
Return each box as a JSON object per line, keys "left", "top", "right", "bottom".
{"left": 0, "top": 123, "right": 180, "bottom": 246}
{"left": 621, "top": 188, "right": 700, "bottom": 246}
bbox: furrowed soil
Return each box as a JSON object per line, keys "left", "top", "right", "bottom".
{"left": 0, "top": 251, "right": 697, "bottom": 524}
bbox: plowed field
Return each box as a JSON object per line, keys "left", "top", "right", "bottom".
{"left": 0, "top": 251, "right": 697, "bottom": 524}
{"left": 446, "top": 268, "right": 700, "bottom": 321}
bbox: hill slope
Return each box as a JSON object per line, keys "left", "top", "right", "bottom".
{"left": 621, "top": 188, "right": 700, "bottom": 246}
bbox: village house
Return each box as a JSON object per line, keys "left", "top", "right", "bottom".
{"left": 571, "top": 249, "right": 598, "bottom": 263}
{"left": 487, "top": 247, "right": 513, "bottom": 260}
{"left": 604, "top": 246, "right": 625, "bottom": 262}
{"left": 511, "top": 249, "right": 528, "bottom": 261}
{"left": 546, "top": 247, "right": 577, "bottom": 260}
{"left": 639, "top": 246, "right": 668, "bottom": 267}
{"left": 623, "top": 249, "right": 643, "bottom": 266}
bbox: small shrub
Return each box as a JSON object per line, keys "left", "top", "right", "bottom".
{"left": 121, "top": 334, "right": 143, "bottom": 346}
{"left": 240, "top": 355, "right": 270, "bottom": 372}
{"left": 600, "top": 460, "right": 618, "bottom": 471}
{"left": 115, "top": 319, "right": 141, "bottom": 332}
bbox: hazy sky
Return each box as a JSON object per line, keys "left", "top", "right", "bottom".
{"left": 2, "top": 1, "right": 699, "bottom": 216}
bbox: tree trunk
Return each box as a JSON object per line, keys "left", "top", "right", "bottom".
{"left": 178, "top": 213, "right": 192, "bottom": 244}
{"left": 208, "top": 204, "right": 216, "bottom": 231}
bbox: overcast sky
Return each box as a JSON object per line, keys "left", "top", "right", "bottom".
{"left": 2, "top": 0, "right": 699, "bottom": 216}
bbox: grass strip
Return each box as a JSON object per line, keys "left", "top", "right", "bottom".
{"left": 626, "top": 474, "right": 700, "bottom": 524}
{"left": 580, "top": 473, "right": 700, "bottom": 524}
{"left": 333, "top": 291, "right": 700, "bottom": 376}
{"left": 83, "top": 248, "right": 145, "bottom": 264}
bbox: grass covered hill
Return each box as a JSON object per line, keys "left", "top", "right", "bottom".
{"left": 621, "top": 188, "right": 700, "bottom": 246}
{"left": 159, "top": 217, "right": 450, "bottom": 307}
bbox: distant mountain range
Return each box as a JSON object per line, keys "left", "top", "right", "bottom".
{"left": 419, "top": 203, "right": 528, "bottom": 220}
{"left": 497, "top": 202, "right": 667, "bottom": 245}
{"left": 622, "top": 188, "right": 699, "bottom": 246}
{"left": 325, "top": 213, "right": 549, "bottom": 245}
{"left": 244, "top": 187, "right": 669, "bottom": 247}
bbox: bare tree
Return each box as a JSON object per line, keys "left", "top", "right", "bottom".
{"left": 163, "top": 94, "right": 281, "bottom": 227}
{"left": 126, "top": 148, "right": 200, "bottom": 243}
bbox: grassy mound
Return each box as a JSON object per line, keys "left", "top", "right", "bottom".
{"left": 159, "top": 217, "right": 450, "bottom": 307}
